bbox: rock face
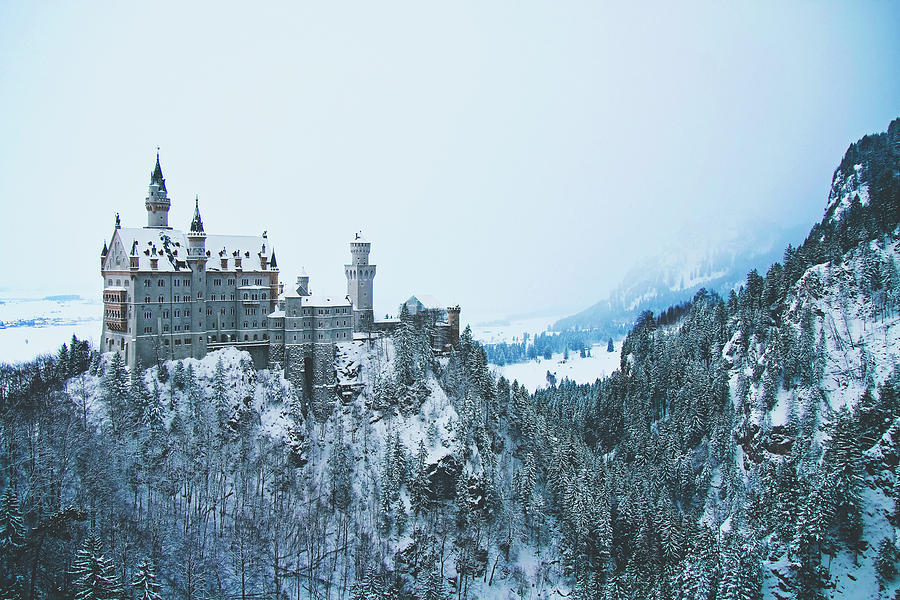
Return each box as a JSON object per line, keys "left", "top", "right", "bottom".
{"left": 426, "top": 454, "right": 461, "bottom": 502}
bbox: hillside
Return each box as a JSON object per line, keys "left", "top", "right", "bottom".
{"left": 551, "top": 223, "right": 808, "bottom": 335}
{"left": 0, "top": 118, "right": 898, "bottom": 599}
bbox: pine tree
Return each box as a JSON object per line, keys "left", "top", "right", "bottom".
{"left": 101, "top": 352, "right": 130, "bottom": 433}
{"left": 419, "top": 568, "right": 449, "bottom": 600}
{"left": 70, "top": 533, "right": 121, "bottom": 600}
{"left": 410, "top": 440, "right": 430, "bottom": 516}
{"left": 0, "top": 487, "right": 26, "bottom": 597}
{"left": 132, "top": 558, "right": 163, "bottom": 600}
{"left": 329, "top": 425, "right": 353, "bottom": 512}
{"left": 717, "top": 535, "right": 761, "bottom": 600}
{"left": 0, "top": 487, "right": 25, "bottom": 553}
{"left": 824, "top": 407, "right": 864, "bottom": 547}
{"left": 789, "top": 485, "right": 828, "bottom": 600}
{"left": 129, "top": 361, "right": 150, "bottom": 431}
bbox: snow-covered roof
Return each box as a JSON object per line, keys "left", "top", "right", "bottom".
{"left": 106, "top": 228, "right": 272, "bottom": 273}
{"left": 301, "top": 295, "right": 351, "bottom": 307}
{"left": 283, "top": 289, "right": 351, "bottom": 306}
{"left": 268, "top": 309, "right": 285, "bottom": 318}
{"left": 207, "top": 234, "right": 273, "bottom": 272}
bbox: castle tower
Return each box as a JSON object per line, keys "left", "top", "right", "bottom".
{"left": 296, "top": 268, "right": 310, "bottom": 296}
{"left": 186, "top": 196, "right": 208, "bottom": 355}
{"left": 145, "top": 151, "right": 171, "bottom": 228}
{"left": 345, "top": 232, "right": 376, "bottom": 331}
{"left": 447, "top": 305, "right": 461, "bottom": 347}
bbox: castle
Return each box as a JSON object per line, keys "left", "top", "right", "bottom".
{"left": 100, "top": 154, "right": 458, "bottom": 402}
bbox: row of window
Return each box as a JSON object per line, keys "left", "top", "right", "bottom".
{"left": 143, "top": 278, "right": 193, "bottom": 287}
{"left": 287, "top": 331, "right": 349, "bottom": 342}
{"left": 142, "top": 293, "right": 204, "bottom": 303}
{"left": 287, "top": 319, "right": 349, "bottom": 328}
{"left": 114, "top": 276, "right": 273, "bottom": 291}
{"left": 289, "top": 307, "right": 349, "bottom": 317}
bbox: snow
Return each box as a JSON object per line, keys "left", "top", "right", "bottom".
{"left": 0, "top": 322, "right": 100, "bottom": 364}
{"left": 826, "top": 163, "right": 871, "bottom": 222}
{"left": 471, "top": 314, "right": 560, "bottom": 345}
{"left": 493, "top": 341, "right": 622, "bottom": 391}
{"left": 729, "top": 232, "right": 900, "bottom": 599}
{"left": 0, "top": 294, "right": 101, "bottom": 363}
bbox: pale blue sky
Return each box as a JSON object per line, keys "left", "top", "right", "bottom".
{"left": 1, "top": 2, "right": 897, "bottom": 321}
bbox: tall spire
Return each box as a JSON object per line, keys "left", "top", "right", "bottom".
{"left": 190, "top": 195, "right": 205, "bottom": 233}
{"left": 150, "top": 148, "right": 166, "bottom": 193}
{"left": 146, "top": 149, "right": 171, "bottom": 228}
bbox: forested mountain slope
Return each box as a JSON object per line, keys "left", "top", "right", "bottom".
{"left": 0, "top": 118, "right": 898, "bottom": 600}
{"left": 551, "top": 223, "right": 807, "bottom": 335}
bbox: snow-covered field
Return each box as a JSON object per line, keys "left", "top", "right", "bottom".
{"left": 0, "top": 294, "right": 101, "bottom": 363}
{"left": 0, "top": 322, "right": 100, "bottom": 364}
{"left": 493, "top": 341, "right": 622, "bottom": 391}
{"left": 470, "top": 314, "right": 558, "bottom": 345}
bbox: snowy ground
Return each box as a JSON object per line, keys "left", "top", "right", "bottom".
{"left": 0, "top": 294, "right": 101, "bottom": 363}
{"left": 470, "top": 314, "right": 559, "bottom": 345}
{"left": 493, "top": 341, "right": 622, "bottom": 391}
{"left": 0, "top": 322, "right": 100, "bottom": 364}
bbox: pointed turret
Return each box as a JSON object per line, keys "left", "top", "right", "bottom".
{"left": 190, "top": 195, "right": 205, "bottom": 233}
{"left": 150, "top": 150, "right": 167, "bottom": 193}
{"left": 270, "top": 250, "right": 277, "bottom": 269}
{"left": 146, "top": 149, "right": 172, "bottom": 228}
{"left": 101, "top": 241, "right": 108, "bottom": 256}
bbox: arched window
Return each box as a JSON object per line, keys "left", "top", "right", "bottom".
{"left": 253, "top": 334, "right": 258, "bottom": 341}
{"left": 243, "top": 293, "right": 248, "bottom": 300}
{"left": 243, "top": 335, "right": 248, "bottom": 341}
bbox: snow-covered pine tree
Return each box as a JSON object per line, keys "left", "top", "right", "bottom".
{"left": 0, "top": 487, "right": 25, "bottom": 554}
{"left": 410, "top": 440, "right": 430, "bottom": 516}
{"left": 101, "top": 352, "right": 130, "bottom": 434}
{"left": 419, "top": 567, "right": 450, "bottom": 600}
{"left": 329, "top": 424, "right": 353, "bottom": 512}
{"left": 70, "top": 533, "right": 121, "bottom": 600}
{"left": 0, "top": 486, "right": 26, "bottom": 597}
{"left": 132, "top": 558, "right": 162, "bottom": 600}
{"left": 824, "top": 407, "right": 864, "bottom": 547}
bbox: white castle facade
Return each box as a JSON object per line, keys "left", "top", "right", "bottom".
{"left": 100, "top": 154, "right": 393, "bottom": 403}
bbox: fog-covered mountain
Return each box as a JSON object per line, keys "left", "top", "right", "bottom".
{"left": 552, "top": 222, "right": 809, "bottom": 334}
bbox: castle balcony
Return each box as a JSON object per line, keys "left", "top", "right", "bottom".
{"left": 103, "top": 288, "right": 127, "bottom": 303}
{"left": 105, "top": 316, "right": 128, "bottom": 332}
{"left": 103, "top": 287, "right": 128, "bottom": 332}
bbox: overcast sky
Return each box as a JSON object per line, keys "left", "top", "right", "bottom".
{"left": 1, "top": 2, "right": 897, "bottom": 322}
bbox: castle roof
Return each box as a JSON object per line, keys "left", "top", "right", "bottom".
{"left": 281, "top": 289, "right": 351, "bottom": 307}
{"left": 107, "top": 228, "right": 271, "bottom": 273}
{"left": 189, "top": 197, "right": 205, "bottom": 234}
{"left": 150, "top": 151, "right": 167, "bottom": 193}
